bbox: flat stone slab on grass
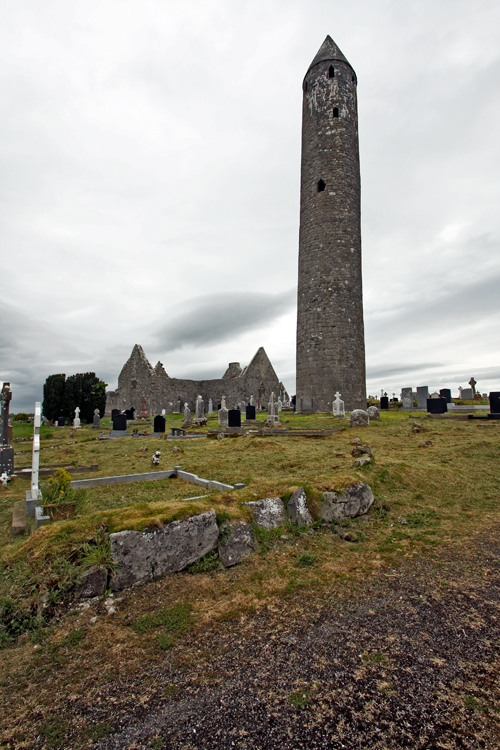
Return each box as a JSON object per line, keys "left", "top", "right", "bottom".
{"left": 71, "top": 469, "right": 176, "bottom": 490}
{"left": 319, "top": 482, "right": 374, "bottom": 522}
{"left": 110, "top": 510, "right": 219, "bottom": 590}
{"left": 218, "top": 522, "right": 256, "bottom": 567}
{"left": 244, "top": 498, "right": 286, "bottom": 529}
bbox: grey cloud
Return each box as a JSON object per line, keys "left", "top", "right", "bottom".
{"left": 155, "top": 290, "right": 296, "bottom": 351}
{"left": 366, "top": 362, "right": 443, "bottom": 379}
{"left": 366, "top": 271, "right": 500, "bottom": 341}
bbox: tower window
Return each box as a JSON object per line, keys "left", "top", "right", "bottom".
{"left": 304, "top": 80, "right": 308, "bottom": 92}
{"left": 317, "top": 179, "right": 326, "bottom": 192}
{"left": 333, "top": 107, "right": 339, "bottom": 118}
{"left": 328, "top": 65, "right": 335, "bottom": 78}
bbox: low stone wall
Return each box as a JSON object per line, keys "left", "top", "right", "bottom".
{"left": 105, "top": 482, "right": 374, "bottom": 594}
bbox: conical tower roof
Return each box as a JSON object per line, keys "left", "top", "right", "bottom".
{"left": 306, "top": 35, "right": 354, "bottom": 74}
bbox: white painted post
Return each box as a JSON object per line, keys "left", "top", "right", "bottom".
{"left": 26, "top": 402, "right": 44, "bottom": 517}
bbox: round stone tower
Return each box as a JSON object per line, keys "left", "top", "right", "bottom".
{"left": 296, "top": 35, "right": 366, "bottom": 413}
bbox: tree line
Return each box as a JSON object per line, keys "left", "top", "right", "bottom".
{"left": 42, "top": 373, "right": 107, "bottom": 423}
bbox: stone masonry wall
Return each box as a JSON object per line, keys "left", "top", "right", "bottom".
{"left": 296, "top": 36, "right": 366, "bottom": 413}
{"left": 105, "top": 345, "right": 284, "bottom": 416}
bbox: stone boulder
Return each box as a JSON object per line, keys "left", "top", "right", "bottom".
{"left": 318, "top": 482, "right": 374, "bottom": 522}
{"left": 367, "top": 406, "right": 380, "bottom": 420}
{"left": 351, "top": 444, "right": 373, "bottom": 458}
{"left": 286, "top": 488, "right": 313, "bottom": 527}
{"left": 78, "top": 565, "right": 108, "bottom": 598}
{"left": 243, "top": 498, "right": 286, "bottom": 529}
{"left": 218, "top": 522, "right": 255, "bottom": 567}
{"left": 353, "top": 456, "right": 371, "bottom": 468}
{"left": 110, "top": 510, "right": 219, "bottom": 591}
{"left": 350, "top": 410, "right": 369, "bottom": 428}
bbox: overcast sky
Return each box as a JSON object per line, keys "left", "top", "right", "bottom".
{"left": 1, "top": 0, "right": 499, "bottom": 412}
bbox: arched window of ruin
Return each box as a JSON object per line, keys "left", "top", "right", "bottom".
{"left": 317, "top": 179, "right": 326, "bottom": 192}
{"left": 333, "top": 107, "right": 339, "bottom": 118}
{"left": 328, "top": 65, "right": 335, "bottom": 78}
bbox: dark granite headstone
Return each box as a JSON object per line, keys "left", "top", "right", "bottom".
{"left": 246, "top": 405, "right": 256, "bottom": 420}
{"left": 57, "top": 416, "right": 65, "bottom": 427}
{"left": 124, "top": 408, "right": 135, "bottom": 420}
{"left": 439, "top": 389, "right": 452, "bottom": 404}
{"left": 489, "top": 392, "right": 500, "bottom": 414}
{"left": 426, "top": 398, "right": 447, "bottom": 414}
{"left": 112, "top": 414, "right": 127, "bottom": 431}
{"left": 111, "top": 409, "right": 120, "bottom": 421}
{"left": 0, "top": 383, "right": 14, "bottom": 474}
{"left": 228, "top": 409, "right": 241, "bottom": 427}
{"left": 380, "top": 396, "right": 389, "bottom": 410}
{"left": 154, "top": 415, "right": 166, "bottom": 433}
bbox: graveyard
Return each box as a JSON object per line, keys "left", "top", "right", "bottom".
{"left": 1, "top": 405, "right": 500, "bottom": 747}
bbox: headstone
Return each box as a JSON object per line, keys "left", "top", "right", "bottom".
{"left": 460, "top": 388, "right": 473, "bottom": 400}
{"left": 267, "top": 392, "right": 280, "bottom": 425}
{"left": 154, "top": 415, "right": 166, "bottom": 433}
{"left": 469, "top": 377, "right": 477, "bottom": 396}
{"left": 175, "top": 400, "right": 181, "bottom": 413}
{"left": 57, "top": 416, "right": 65, "bottom": 427}
{"left": 195, "top": 395, "right": 204, "bottom": 419}
{"left": 112, "top": 414, "right": 127, "bottom": 431}
{"left": 111, "top": 409, "right": 120, "bottom": 421}
{"left": 183, "top": 403, "right": 191, "bottom": 425}
{"left": 161, "top": 409, "right": 166, "bottom": 416}
{"left": 0, "top": 383, "right": 14, "bottom": 479}
{"left": 301, "top": 397, "right": 313, "bottom": 412}
{"left": 139, "top": 394, "right": 149, "bottom": 418}
{"left": 277, "top": 398, "right": 282, "bottom": 413}
{"left": 228, "top": 409, "right": 241, "bottom": 427}
{"left": 92, "top": 409, "right": 100, "bottom": 429}
{"left": 218, "top": 396, "right": 228, "bottom": 428}
{"left": 73, "top": 406, "right": 81, "bottom": 428}
{"left": 439, "top": 389, "right": 452, "bottom": 404}
{"left": 489, "top": 392, "right": 500, "bottom": 414}
{"left": 400, "top": 388, "right": 413, "bottom": 410}
{"left": 426, "top": 398, "right": 447, "bottom": 414}
{"left": 332, "top": 391, "right": 345, "bottom": 418}
{"left": 246, "top": 405, "right": 256, "bottom": 420}
{"left": 417, "top": 387, "right": 429, "bottom": 410}
{"left": 208, "top": 398, "right": 213, "bottom": 414}
{"left": 250, "top": 395, "right": 255, "bottom": 406}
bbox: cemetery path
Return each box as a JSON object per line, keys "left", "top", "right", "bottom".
{"left": 88, "top": 528, "right": 500, "bottom": 750}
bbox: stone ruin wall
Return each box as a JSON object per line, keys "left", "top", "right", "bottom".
{"left": 105, "top": 345, "right": 285, "bottom": 416}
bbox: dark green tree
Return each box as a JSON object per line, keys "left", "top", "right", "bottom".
{"left": 62, "top": 373, "right": 107, "bottom": 423}
{"left": 42, "top": 374, "right": 66, "bottom": 421}
{"left": 42, "top": 372, "right": 107, "bottom": 423}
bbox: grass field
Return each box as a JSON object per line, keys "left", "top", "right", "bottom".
{"left": 1, "top": 410, "right": 499, "bottom": 747}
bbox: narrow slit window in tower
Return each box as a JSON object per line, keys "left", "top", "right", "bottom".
{"left": 328, "top": 65, "right": 335, "bottom": 78}
{"left": 333, "top": 107, "right": 339, "bottom": 118}
{"left": 317, "top": 179, "right": 326, "bottom": 192}
{"left": 304, "top": 80, "right": 308, "bottom": 92}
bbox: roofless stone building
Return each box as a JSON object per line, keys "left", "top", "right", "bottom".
{"left": 296, "top": 36, "right": 367, "bottom": 413}
{"left": 105, "top": 345, "right": 285, "bottom": 416}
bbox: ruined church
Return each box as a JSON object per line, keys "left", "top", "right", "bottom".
{"left": 105, "top": 345, "right": 285, "bottom": 416}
